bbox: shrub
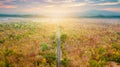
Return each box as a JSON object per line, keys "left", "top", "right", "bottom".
{"left": 112, "top": 42, "right": 120, "bottom": 50}
{"left": 0, "top": 39, "right": 5, "bottom": 44}
{"left": 43, "top": 53, "right": 56, "bottom": 65}
{"left": 106, "top": 51, "right": 120, "bottom": 63}
{"left": 41, "top": 43, "right": 48, "bottom": 51}
{"left": 4, "top": 57, "right": 9, "bottom": 67}
{"left": 8, "top": 34, "right": 22, "bottom": 40}
{"left": 90, "top": 47, "right": 107, "bottom": 67}
{"left": 4, "top": 48, "right": 15, "bottom": 57}
{"left": 89, "top": 60, "right": 99, "bottom": 67}
{"left": 4, "top": 48, "right": 15, "bottom": 67}
{"left": 15, "top": 34, "right": 22, "bottom": 40}
{"left": 61, "top": 34, "right": 67, "bottom": 43}
{"left": 0, "top": 29, "right": 4, "bottom": 32}
{"left": 61, "top": 58, "right": 69, "bottom": 67}
{"left": 117, "top": 32, "right": 120, "bottom": 35}
{"left": 0, "top": 61, "right": 5, "bottom": 67}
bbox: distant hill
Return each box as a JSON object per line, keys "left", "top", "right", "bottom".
{"left": 74, "top": 10, "right": 120, "bottom": 18}
{"left": 0, "top": 14, "right": 47, "bottom": 18}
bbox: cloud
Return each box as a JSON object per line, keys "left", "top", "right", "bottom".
{"left": 84, "top": 0, "right": 120, "bottom": 6}
{"left": 95, "top": 2, "right": 120, "bottom": 6}
{"left": 0, "top": 0, "right": 120, "bottom": 14}
{"left": 44, "top": 0, "right": 76, "bottom": 3}
{"left": 86, "top": 0, "right": 119, "bottom": 3}
{"left": 103, "top": 8, "right": 120, "bottom": 12}
{"left": 0, "top": 2, "right": 17, "bottom": 8}
{"left": 22, "top": 7, "right": 41, "bottom": 12}
{"left": 43, "top": 0, "right": 120, "bottom": 6}
{"left": 0, "top": 0, "right": 119, "bottom": 8}
{"left": 60, "top": 3, "right": 87, "bottom": 7}
{"left": 0, "top": 0, "right": 16, "bottom": 2}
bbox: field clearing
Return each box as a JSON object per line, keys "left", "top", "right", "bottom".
{"left": 0, "top": 18, "right": 120, "bottom": 67}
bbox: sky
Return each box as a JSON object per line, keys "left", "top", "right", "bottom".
{"left": 0, "top": 0, "right": 120, "bottom": 15}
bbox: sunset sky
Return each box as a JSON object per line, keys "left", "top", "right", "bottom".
{"left": 0, "top": 0, "right": 120, "bottom": 15}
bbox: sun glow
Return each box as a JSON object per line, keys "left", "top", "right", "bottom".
{"left": 41, "top": 6, "right": 73, "bottom": 22}
{"left": 23, "top": 5, "right": 76, "bottom": 22}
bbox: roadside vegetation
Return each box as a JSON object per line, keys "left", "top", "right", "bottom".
{"left": 0, "top": 20, "right": 120, "bottom": 67}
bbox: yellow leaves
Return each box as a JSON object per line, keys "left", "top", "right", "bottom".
{"left": 113, "top": 51, "right": 120, "bottom": 56}
{"left": 35, "top": 55, "right": 46, "bottom": 63}
{"left": 42, "top": 58, "right": 46, "bottom": 63}
{"left": 96, "top": 54, "right": 100, "bottom": 60}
